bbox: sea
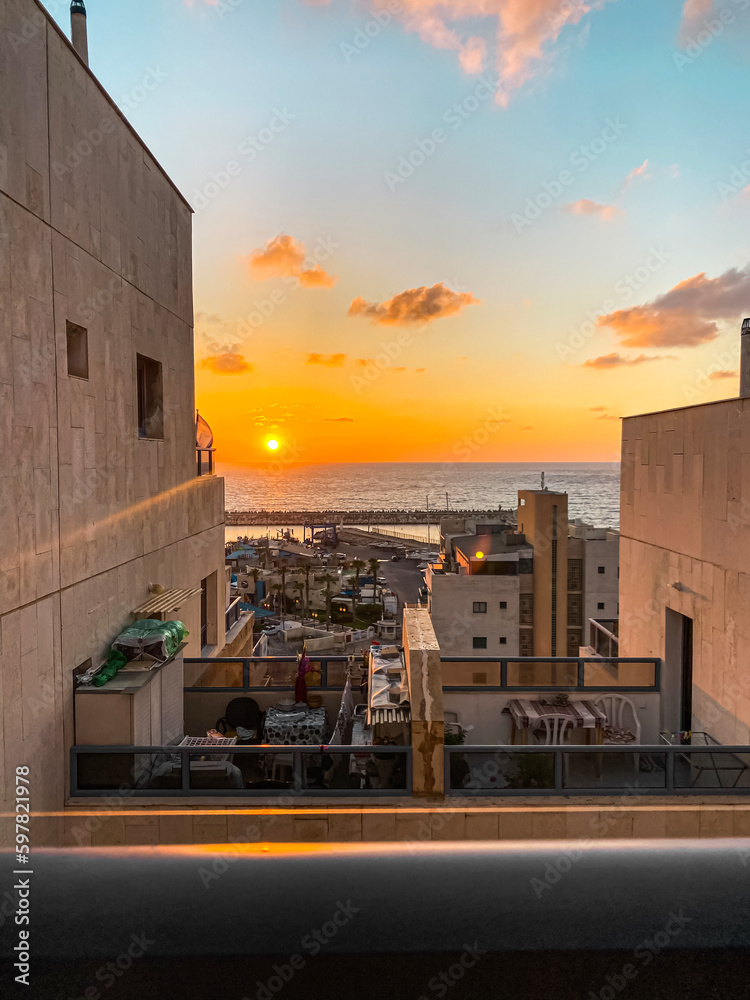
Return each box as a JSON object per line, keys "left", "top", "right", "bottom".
{"left": 221, "top": 462, "right": 621, "bottom": 544}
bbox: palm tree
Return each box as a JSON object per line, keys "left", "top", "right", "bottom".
{"left": 367, "top": 557, "right": 381, "bottom": 611}
{"left": 250, "top": 567, "right": 261, "bottom": 604}
{"left": 302, "top": 564, "right": 312, "bottom": 620}
{"left": 270, "top": 583, "right": 283, "bottom": 620}
{"left": 321, "top": 573, "right": 337, "bottom": 629}
{"left": 279, "top": 563, "right": 287, "bottom": 628}
{"left": 293, "top": 581, "right": 304, "bottom": 618}
{"left": 348, "top": 559, "right": 366, "bottom": 622}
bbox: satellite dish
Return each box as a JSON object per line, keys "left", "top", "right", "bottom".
{"left": 196, "top": 411, "right": 214, "bottom": 449}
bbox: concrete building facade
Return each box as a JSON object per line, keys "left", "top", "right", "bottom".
{"left": 0, "top": 0, "right": 226, "bottom": 825}
{"left": 620, "top": 396, "right": 750, "bottom": 741}
{"left": 428, "top": 493, "right": 619, "bottom": 660}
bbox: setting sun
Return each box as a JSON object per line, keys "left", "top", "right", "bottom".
{"left": 266, "top": 439, "right": 279, "bottom": 451}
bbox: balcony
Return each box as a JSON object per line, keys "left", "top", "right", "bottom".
{"left": 68, "top": 648, "right": 750, "bottom": 801}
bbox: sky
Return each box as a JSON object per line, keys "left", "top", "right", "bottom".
{"left": 43, "top": 0, "right": 750, "bottom": 463}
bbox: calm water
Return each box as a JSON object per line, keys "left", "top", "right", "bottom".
{"left": 220, "top": 462, "right": 621, "bottom": 530}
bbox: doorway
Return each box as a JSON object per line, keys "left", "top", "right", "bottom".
{"left": 664, "top": 609, "right": 694, "bottom": 734}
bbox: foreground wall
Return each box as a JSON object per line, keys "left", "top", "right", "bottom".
{"left": 0, "top": 0, "right": 225, "bottom": 826}
{"left": 620, "top": 398, "right": 750, "bottom": 741}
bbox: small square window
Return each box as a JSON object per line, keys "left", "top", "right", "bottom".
{"left": 472, "top": 601, "right": 487, "bottom": 614}
{"left": 66, "top": 321, "right": 88, "bottom": 379}
{"left": 472, "top": 637, "right": 487, "bottom": 649}
{"left": 598, "top": 566, "right": 605, "bottom": 574}
{"left": 499, "top": 636, "right": 507, "bottom": 645}
{"left": 499, "top": 601, "right": 507, "bottom": 610}
{"left": 597, "top": 602, "right": 605, "bottom": 610}
{"left": 137, "top": 354, "right": 164, "bottom": 439}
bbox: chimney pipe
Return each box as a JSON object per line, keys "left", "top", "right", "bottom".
{"left": 742, "top": 318, "right": 750, "bottom": 397}
{"left": 70, "top": 1, "right": 88, "bottom": 67}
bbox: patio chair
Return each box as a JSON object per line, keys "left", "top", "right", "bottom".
{"left": 531, "top": 714, "right": 574, "bottom": 745}
{"left": 592, "top": 693, "right": 642, "bottom": 776}
{"left": 216, "top": 697, "right": 263, "bottom": 743}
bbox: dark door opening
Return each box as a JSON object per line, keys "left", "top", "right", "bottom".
{"left": 200, "top": 576, "right": 208, "bottom": 648}
{"left": 680, "top": 614, "right": 693, "bottom": 733}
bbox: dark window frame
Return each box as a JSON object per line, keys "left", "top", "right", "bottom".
{"left": 472, "top": 637, "right": 488, "bottom": 650}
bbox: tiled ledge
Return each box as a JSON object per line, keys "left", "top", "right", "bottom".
{"left": 12, "top": 799, "right": 750, "bottom": 846}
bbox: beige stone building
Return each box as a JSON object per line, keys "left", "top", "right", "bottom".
{"left": 429, "top": 492, "right": 619, "bottom": 660}
{"left": 0, "top": 0, "right": 229, "bottom": 823}
{"left": 620, "top": 396, "right": 750, "bottom": 741}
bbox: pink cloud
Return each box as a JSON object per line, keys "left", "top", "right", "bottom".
{"left": 583, "top": 353, "right": 676, "bottom": 369}
{"left": 597, "top": 265, "right": 750, "bottom": 347}
{"left": 678, "top": 0, "right": 717, "bottom": 44}
{"left": 200, "top": 350, "right": 254, "bottom": 375}
{"left": 619, "top": 158, "right": 649, "bottom": 193}
{"left": 306, "top": 352, "right": 347, "bottom": 367}
{"left": 563, "top": 198, "right": 621, "bottom": 222}
{"left": 247, "top": 233, "right": 337, "bottom": 288}
{"left": 306, "top": 0, "right": 615, "bottom": 106}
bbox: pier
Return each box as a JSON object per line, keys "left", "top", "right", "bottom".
{"left": 225, "top": 508, "right": 514, "bottom": 526}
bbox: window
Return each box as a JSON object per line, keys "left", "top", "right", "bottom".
{"left": 472, "top": 602, "right": 487, "bottom": 613}
{"left": 598, "top": 566, "right": 605, "bottom": 574}
{"left": 598, "top": 602, "right": 605, "bottom": 610}
{"left": 66, "top": 321, "right": 88, "bottom": 379}
{"left": 499, "top": 601, "right": 507, "bottom": 610}
{"left": 137, "top": 354, "right": 164, "bottom": 439}
{"left": 499, "top": 636, "right": 507, "bottom": 645}
{"left": 472, "top": 637, "right": 487, "bottom": 649}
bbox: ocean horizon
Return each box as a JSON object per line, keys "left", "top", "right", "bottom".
{"left": 220, "top": 461, "right": 621, "bottom": 529}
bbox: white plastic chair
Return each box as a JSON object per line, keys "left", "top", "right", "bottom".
{"left": 592, "top": 694, "right": 641, "bottom": 743}
{"left": 532, "top": 714, "right": 574, "bottom": 745}
{"left": 592, "top": 693, "right": 642, "bottom": 776}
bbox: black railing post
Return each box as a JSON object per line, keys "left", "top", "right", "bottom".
{"left": 243, "top": 659, "right": 250, "bottom": 688}
{"left": 500, "top": 660, "right": 507, "bottom": 687}
{"left": 578, "top": 659, "right": 585, "bottom": 688}
{"left": 554, "top": 749, "right": 564, "bottom": 792}
{"left": 666, "top": 748, "right": 675, "bottom": 792}
{"left": 293, "top": 752, "right": 303, "bottom": 794}
{"left": 181, "top": 750, "right": 191, "bottom": 793}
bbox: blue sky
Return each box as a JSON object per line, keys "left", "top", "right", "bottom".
{"left": 41, "top": 0, "right": 750, "bottom": 461}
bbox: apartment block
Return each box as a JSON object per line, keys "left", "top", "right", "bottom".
{"left": 0, "top": 0, "right": 228, "bottom": 819}
{"left": 620, "top": 395, "right": 750, "bottom": 740}
{"left": 428, "top": 492, "right": 619, "bottom": 659}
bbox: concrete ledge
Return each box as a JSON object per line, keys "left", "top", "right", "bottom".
{"left": 16, "top": 799, "right": 750, "bottom": 846}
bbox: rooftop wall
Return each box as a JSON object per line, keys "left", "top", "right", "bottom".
{"left": 620, "top": 398, "right": 750, "bottom": 741}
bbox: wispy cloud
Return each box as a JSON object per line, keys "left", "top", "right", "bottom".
{"left": 247, "top": 233, "right": 337, "bottom": 288}
{"left": 583, "top": 353, "right": 676, "bottom": 369}
{"left": 618, "top": 158, "right": 649, "bottom": 194}
{"left": 709, "top": 369, "right": 738, "bottom": 380}
{"left": 563, "top": 198, "right": 621, "bottom": 222}
{"left": 597, "top": 264, "right": 750, "bottom": 347}
{"left": 324, "top": 416, "right": 355, "bottom": 422}
{"left": 678, "top": 0, "right": 716, "bottom": 44}
{"left": 306, "top": 352, "right": 347, "bottom": 367}
{"left": 307, "top": 0, "right": 615, "bottom": 106}
{"left": 349, "top": 282, "right": 478, "bottom": 327}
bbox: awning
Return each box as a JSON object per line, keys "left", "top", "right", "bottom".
{"left": 131, "top": 587, "right": 203, "bottom": 621}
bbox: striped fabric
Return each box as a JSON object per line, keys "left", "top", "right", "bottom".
{"left": 507, "top": 698, "right": 607, "bottom": 731}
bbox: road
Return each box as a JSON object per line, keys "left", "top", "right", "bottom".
{"left": 341, "top": 542, "right": 425, "bottom": 610}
